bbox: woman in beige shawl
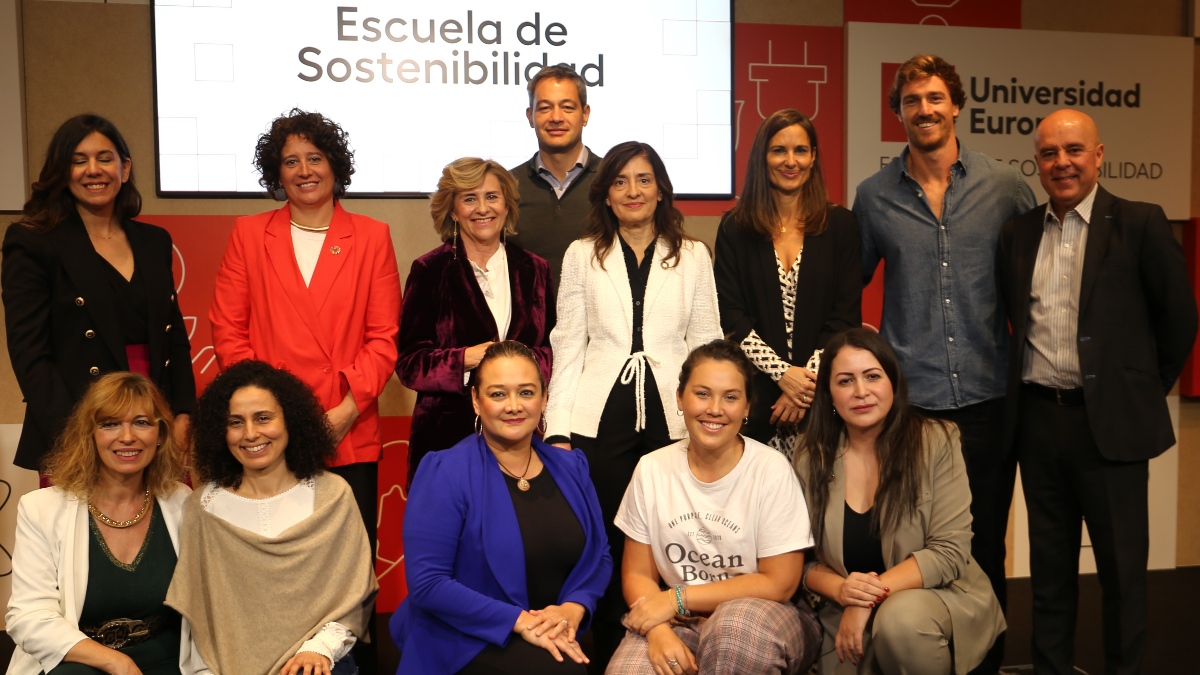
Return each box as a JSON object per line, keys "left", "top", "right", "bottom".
{"left": 167, "top": 360, "right": 377, "bottom": 675}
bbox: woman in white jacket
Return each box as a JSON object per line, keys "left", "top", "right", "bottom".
{"left": 6, "top": 372, "right": 205, "bottom": 675}
{"left": 545, "top": 140, "right": 721, "bottom": 668}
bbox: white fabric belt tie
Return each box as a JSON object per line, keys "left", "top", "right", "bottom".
{"left": 620, "top": 352, "right": 658, "bottom": 432}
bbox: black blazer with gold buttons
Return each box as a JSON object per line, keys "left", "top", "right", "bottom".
{"left": 2, "top": 213, "right": 196, "bottom": 470}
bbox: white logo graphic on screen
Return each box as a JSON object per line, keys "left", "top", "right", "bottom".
{"left": 910, "top": 0, "right": 961, "bottom": 26}
{"left": 735, "top": 42, "right": 827, "bottom": 150}
{"left": 153, "top": 0, "right": 733, "bottom": 196}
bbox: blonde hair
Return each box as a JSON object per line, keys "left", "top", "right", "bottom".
{"left": 44, "top": 372, "right": 186, "bottom": 499}
{"left": 430, "top": 157, "right": 521, "bottom": 243}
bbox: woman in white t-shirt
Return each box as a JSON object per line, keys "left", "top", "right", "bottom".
{"left": 609, "top": 340, "right": 822, "bottom": 675}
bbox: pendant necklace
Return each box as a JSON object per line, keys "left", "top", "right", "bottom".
{"left": 497, "top": 447, "right": 534, "bottom": 491}
{"left": 88, "top": 490, "right": 151, "bottom": 528}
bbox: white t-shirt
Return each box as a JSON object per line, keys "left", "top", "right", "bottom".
{"left": 615, "top": 437, "right": 814, "bottom": 587}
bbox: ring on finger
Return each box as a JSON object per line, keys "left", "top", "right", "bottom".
{"left": 667, "top": 659, "right": 680, "bottom": 669}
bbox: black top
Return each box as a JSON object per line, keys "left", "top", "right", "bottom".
{"left": 617, "top": 235, "right": 656, "bottom": 354}
{"left": 842, "top": 501, "right": 886, "bottom": 575}
{"left": 505, "top": 465, "right": 586, "bottom": 609}
{"left": 100, "top": 257, "right": 150, "bottom": 345}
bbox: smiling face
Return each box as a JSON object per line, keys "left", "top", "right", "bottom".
{"left": 69, "top": 131, "right": 131, "bottom": 214}
{"left": 471, "top": 356, "right": 547, "bottom": 448}
{"left": 829, "top": 347, "right": 894, "bottom": 438}
{"left": 677, "top": 358, "right": 750, "bottom": 457}
{"left": 93, "top": 406, "right": 159, "bottom": 481}
{"left": 225, "top": 386, "right": 290, "bottom": 477}
{"left": 898, "top": 75, "right": 959, "bottom": 153}
{"left": 765, "top": 123, "right": 816, "bottom": 195}
{"left": 526, "top": 77, "right": 590, "bottom": 156}
{"left": 605, "top": 154, "right": 662, "bottom": 230}
{"left": 1035, "top": 110, "right": 1104, "bottom": 220}
{"left": 279, "top": 134, "right": 335, "bottom": 209}
{"left": 453, "top": 172, "right": 508, "bottom": 248}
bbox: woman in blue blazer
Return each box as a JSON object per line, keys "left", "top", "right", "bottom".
{"left": 391, "top": 341, "right": 611, "bottom": 675}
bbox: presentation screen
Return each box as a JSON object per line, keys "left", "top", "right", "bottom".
{"left": 151, "top": 0, "right": 733, "bottom": 198}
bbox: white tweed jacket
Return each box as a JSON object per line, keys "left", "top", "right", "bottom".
{"left": 546, "top": 235, "right": 722, "bottom": 440}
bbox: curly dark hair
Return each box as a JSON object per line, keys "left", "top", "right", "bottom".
{"left": 192, "top": 360, "right": 336, "bottom": 488}
{"left": 17, "top": 114, "right": 140, "bottom": 232}
{"left": 253, "top": 108, "right": 355, "bottom": 197}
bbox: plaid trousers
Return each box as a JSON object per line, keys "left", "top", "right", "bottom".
{"left": 605, "top": 597, "right": 821, "bottom": 675}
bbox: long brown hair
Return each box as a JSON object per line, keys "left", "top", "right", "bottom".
{"left": 44, "top": 372, "right": 184, "bottom": 500}
{"left": 17, "top": 114, "right": 141, "bottom": 232}
{"left": 726, "top": 108, "right": 829, "bottom": 238}
{"left": 795, "top": 328, "right": 951, "bottom": 544}
{"left": 585, "top": 141, "right": 691, "bottom": 270}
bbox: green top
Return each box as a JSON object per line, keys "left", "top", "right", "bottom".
{"left": 51, "top": 504, "right": 182, "bottom": 675}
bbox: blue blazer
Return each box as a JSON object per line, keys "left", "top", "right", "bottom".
{"left": 390, "top": 434, "right": 612, "bottom": 675}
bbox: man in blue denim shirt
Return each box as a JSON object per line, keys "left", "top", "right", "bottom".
{"left": 854, "top": 54, "right": 1035, "bottom": 675}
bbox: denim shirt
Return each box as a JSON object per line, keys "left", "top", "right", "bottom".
{"left": 855, "top": 144, "right": 1036, "bottom": 409}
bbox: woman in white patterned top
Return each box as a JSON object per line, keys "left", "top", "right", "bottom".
{"left": 714, "top": 108, "right": 862, "bottom": 459}
{"left": 166, "top": 360, "right": 377, "bottom": 675}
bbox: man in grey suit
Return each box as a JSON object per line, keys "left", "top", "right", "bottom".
{"left": 998, "top": 109, "right": 1197, "bottom": 675}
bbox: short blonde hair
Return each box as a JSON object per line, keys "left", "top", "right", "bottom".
{"left": 44, "top": 372, "right": 185, "bottom": 499}
{"left": 430, "top": 158, "right": 520, "bottom": 243}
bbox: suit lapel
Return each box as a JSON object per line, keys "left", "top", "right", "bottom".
{"left": 477, "top": 436, "right": 528, "bottom": 606}
{"left": 825, "top": 450, "right": 848, "bottom": 576}
{"left": 307, "top": 204, "right": 352, "bottom": 315}
{"left": 458, "top": 238, "right": 501, "bottom": 340}
{"left": 1011, "top": 209, "right": 1046, "bottom": 337}
{"left": 1078, "top": 187, "right": 1114, "bottom": 317}
{"left": 601, "top": 237, "right": 635, "bottom": 336}
{"left": 643, "top": 238, "right": 670, "bottom": 315}
{"left": 505, "top": 245, "right": 530, "bottom": 340}
{"left": 125, "top": 220, "right": 171, "bottom": 381}
{"left": 51, "top": 215, "right": 127, "bottom": 367}
{"left": 263, "top": 207, "right": 332, "bottom": 357}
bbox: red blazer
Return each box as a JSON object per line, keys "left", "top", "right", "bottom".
{"left": 209, "top": 203, "right": 401, "bottom": 466}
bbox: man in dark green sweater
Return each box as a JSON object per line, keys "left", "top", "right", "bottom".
{"left": 509, "top": 65, "right": 603, "bottom": 301}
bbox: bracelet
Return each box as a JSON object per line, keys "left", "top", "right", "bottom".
{"left": 801, "top": 563, "right": 816, "bottom": 593}
{"left": 673, "top": 585, "right": 690, "bottom": 616}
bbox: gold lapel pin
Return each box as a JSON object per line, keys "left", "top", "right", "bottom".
{"left": 330, "top": 246, "right": 342, "bottom": 255}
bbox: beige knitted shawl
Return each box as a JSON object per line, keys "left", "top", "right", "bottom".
{"left": 166, "top": 472, "right": 379, "bottom": 675}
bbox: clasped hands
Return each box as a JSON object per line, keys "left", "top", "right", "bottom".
{"left": 771, "top": 367, "right": 816, "bottom": 426}
{"left": 514, "top": 602, "right": 588, "bottom": 664}
{"left": 835, "top": 572, "right": 889, "bottom": 666}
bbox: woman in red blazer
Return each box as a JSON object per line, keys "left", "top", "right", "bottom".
{"left": 208, "top": 110, "right": 400, "bottom": 632}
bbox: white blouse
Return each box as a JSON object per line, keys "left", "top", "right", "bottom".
{"left": 200, "top": 480, "right": 355, "bottom": 665}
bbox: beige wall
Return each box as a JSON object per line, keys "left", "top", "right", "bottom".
{"left": 3, "top": 0, "right": 1199, "bottom": 563}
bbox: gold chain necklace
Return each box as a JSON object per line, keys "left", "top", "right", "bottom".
{"left": 496, "top": 447, "right": 535, "bottom": 492}
{"left": 290, "top": 219, "right": 330, "bottom": 233}
{"left": 88, "top": 490, "right": 151, "bottom": 528}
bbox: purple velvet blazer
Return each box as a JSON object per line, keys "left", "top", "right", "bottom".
{"left": 396, "top": 239, "right": 553, "bottom": 483}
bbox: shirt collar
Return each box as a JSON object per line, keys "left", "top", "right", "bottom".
{"left": 535, "top": 146, "right": 589, "bottom": 175}
{"left": 1044, "top": 183, "right": 1100, "bottom": 226}
{"left": 897, "top": 140, "right": 965, "bottom": 183}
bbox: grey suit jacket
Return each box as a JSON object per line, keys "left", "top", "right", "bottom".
{"left": 795, "top": 424, "right": 1004, "bottom": 675}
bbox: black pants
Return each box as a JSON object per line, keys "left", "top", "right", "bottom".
{"left": 571, "top": 369, "right": 673, "bottom": 675}
{"left": 329, "top": 461, "right": 379, "bottom": 675}
{"left": 918, "top": 398, "right": 1014, "bottom": 674}
{"left": 1018, "top": 394, "right": 1148, "bottom": 675}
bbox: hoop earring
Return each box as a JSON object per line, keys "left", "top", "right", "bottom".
{"left": 676, "top": 409, "right": 684, "bottom": 416}
{"left": 742, "top": 416, "right": 749, "bottom": 426}
{"left": 474, "top": 415, "right": 482, "bottom": 435}
{"left": 538, "top": 413, "right": 547, "bottom": 436}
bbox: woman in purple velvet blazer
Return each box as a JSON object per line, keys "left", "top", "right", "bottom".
{"left": 397, "top": 158, "right": 553, "bottom": 485}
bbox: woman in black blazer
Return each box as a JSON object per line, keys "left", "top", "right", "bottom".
{"left": 714, "top": 108, "right": 861, "bottom": 458}
{"left": 2, "top": 114, "right": 195, "bottom": 472}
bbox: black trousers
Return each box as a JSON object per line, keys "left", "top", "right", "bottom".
{"left": 918, "top": 398, "right": 1015, "bottom": 674}
{"left": 329, "top": 461, "right": 379, "bottom": 675}
{"left": 1017, "top": 394, "right": 1148, "bottom": 675}
{"left": 571, "top": 369, "right": 673, "bottom": 675}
